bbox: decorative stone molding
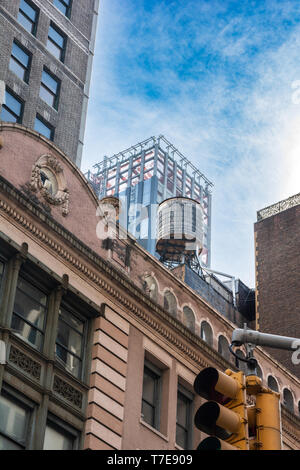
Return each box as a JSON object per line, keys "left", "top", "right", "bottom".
{"left": 30, "top": 154, "right": 69, "bottom": 216}
{"left": 53, "top": 375, "right": 83, "bottom": 409}
{"left": 9, "top": 345, "right": 42, "bottom": 380}
{"left": 257, "top": 193, "right": 300, "bottom": 221}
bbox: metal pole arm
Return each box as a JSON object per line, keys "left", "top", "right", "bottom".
{"left": 232, "top": 327, "right": 300, "bottom": 351}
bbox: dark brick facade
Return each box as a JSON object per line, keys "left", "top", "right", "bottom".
{"left": 255, "top": 200, "right": 300, "bottom": 379}
{"left": 0, "top": 0, "right": 99, "bottom": 166}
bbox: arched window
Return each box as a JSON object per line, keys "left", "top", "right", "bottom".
{"left": 218, "top": 335, "right": 230, "bottom": 362}
{"left": 283, "top": 388, "right": 294, "bottom": 413}
{"left": 182, "top": 306, "right": 195, "bottom": 332}
{"left": 144, "top": 275, "right": 158, "bottom": 302}
{"left": 256, "top": 364, "right": 263, "bottom": 380}
{"left": 163, "top": 290, "right": 177, "bottom": 318}
{"left": 267, "top": 375, "right": 279, "bottom": 393}
{"left": 200, "top": 321, "right": 213, "bottom": 347}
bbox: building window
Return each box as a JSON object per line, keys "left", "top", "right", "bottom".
{"left": 55, "top": 307, "right": 85, "bottom": 379}
{"left": 53, "top": 0, "right": 72, "bottom": 18}
{"left": 0, "top": 393, "right": 30, "bottom": 450}
{"left": 43, "top": 421, "right": 76, "bottom": 450}
{"left": 40, "top": 68, "right": 60, "bottom": 109}
{"left": 182, "top": 306, "right": 195, "bottom": 332}
{"left": 163, "top": 290, "right": 177, "bottom": 318}
{"left": 200, "top": 321, "right": 213, "bottom": 347}
{"left": 176, "top": 386, "right": 193, "bottom": 449}
{"left": 34, "top": 115, "right": 54, "bottom": 141}
{"left": 141, "top": 362, "right": 161, "bottom": 430}
{"left": 9, "top": 41, "right": 32, "bottom": 83}
{"left": 18, "top": 0, "right": 39, "bottom": 35}
{"left": 11, "top": 276, "right": 48, "bottom": 351}
{"left": 267, "top": 375, "right": 279, "bottom": 393}
{"left": 47, "top": 23, "right": 66, "bottom": 62}
{"left": 283, "top": 388, "right": 294, "bottom": 413}
{"left": 218, "top": 335, "right": 230, "bottom": 362}
{"left": 0, "top": 89, "right": 24, "bottom": 124}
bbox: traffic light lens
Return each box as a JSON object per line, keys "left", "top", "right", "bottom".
{"left": 193, "top": 367, "right": 230, "bottom": 404}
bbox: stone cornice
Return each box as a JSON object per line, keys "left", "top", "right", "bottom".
{"left": 1, "top": 174, "right": 300, "bottom": 392}
{"left": 0, "top": 176, "right": 232, "bottom": 372}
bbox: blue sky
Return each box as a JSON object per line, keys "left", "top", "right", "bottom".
{"left": 82, "top": 0, "right": 300, "bottom": 287}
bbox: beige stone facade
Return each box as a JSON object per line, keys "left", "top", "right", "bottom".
{"left": 0, "top": 123, "right": 299, "bottom": 450}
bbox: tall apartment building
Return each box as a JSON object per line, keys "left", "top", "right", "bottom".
{"left": 0, "top": 0, "right": 99, "bottom": 166}
{"left": 255, "top": 193, "right": 300, "bottom": 380}
{"left": 85, "top": 136, "right": 213, "bottom": 267}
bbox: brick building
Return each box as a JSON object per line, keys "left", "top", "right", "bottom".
{"left": 0, "top": 0, "right": 99, "bottom": 166}
{"left": 255, "top": 194, "right": 300, "bottom": 380}
{"left": 0, "top": 123, "right": 299, "bottom": 450}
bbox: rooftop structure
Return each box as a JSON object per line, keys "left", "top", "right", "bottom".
{"left": 85, "top": 135, "right": 213, "bottom": 266}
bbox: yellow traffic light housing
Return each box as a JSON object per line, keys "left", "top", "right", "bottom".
{"left": 193, "top": 367, "right": 249, "bottom": 450}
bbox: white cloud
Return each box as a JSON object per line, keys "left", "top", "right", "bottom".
{"left": 82, "top": 0, "right": 300, "bottom": 287}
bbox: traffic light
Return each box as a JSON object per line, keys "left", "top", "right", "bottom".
{"left": 193, "top": 367, "right": 249, "bottom": 450}
{"left": 246, "top": 375, "right": 281, "bottom": 450}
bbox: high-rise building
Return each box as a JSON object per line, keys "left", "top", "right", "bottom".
{"left": 85, "top": 136, "right": 213, "bottom": 267}
{"left": 255, "top": 193, "right": 300, "bottom": 379}
{"left": 0, "top": 0, "right": 99, "bottom": 166}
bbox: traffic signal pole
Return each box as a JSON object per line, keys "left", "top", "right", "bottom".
{"left": 193, "top": 327, "right": 297, "bottom": 450}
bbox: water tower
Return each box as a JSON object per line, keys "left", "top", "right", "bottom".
{"left": 156, "top": 197, "right": 204, "bottom": 272}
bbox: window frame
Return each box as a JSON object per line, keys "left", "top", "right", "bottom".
{"left": 11, "top": 272, "right": 49, "bottom": 352}
{"left": 43, "top": 413, "right": 79, "bottom": 450}
{"left": 141, "top": 360, "right": 162, "bottom": 431}
{"left": 0, "top": 385, "right": 34, "bottom": 450}
{"left": 18, "top": 0, "right": 39, "bottom": 36}
{"left": 55, "top": 303, "right": 87, "bottom": 381}
{"left": 47, "top": 22, "right": 67, "bottom": 62}
{"left": 34, "top": 114, "right": 55, "bottom": 141}
{"left": 1, "top": 88, "right": 24, "bottom": 124}
{"left": 53, "top": 0, "right": 72, "bottom": 18}
{"left": 40, "top": 67, "right": 61, "bottom": 110}
{"left": 9, "top": 40, "right": 32, "bottom": 83}
{"left": 176, "top": 384, "right": 194, "bottom": 450}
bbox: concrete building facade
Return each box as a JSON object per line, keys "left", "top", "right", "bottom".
{"left": 0, "top": 0, "right": 99, "bottom": 167}
{"left": 0, "top": 124, "right": 299, "bottom": 450}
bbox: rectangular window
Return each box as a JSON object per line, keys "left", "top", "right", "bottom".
{"left": 40, "top": 68, "right": 60, "bottom": 109}
{"left": 0, "top": 393, "right": 30, "bottom": 450}
{"left": 43, "top": 422, "right": 75, "bottom": 450}
{"left": 176, "top": 386, "right": 193, "bottom": 449}
{"left": 9, "top": 41, "right": 31, "bottom": 83}
{"left": 47, "top": 23, "right": 66, "bottom": 62}
{"left": 0, "top": 89, "right": 24, "bottom": 124}
{"left": 11, "top": 276, "right": 48, "bottom": 351}
{"left": 18, "top": 0, "right": 39, "bottom": 35}
{"left": 53, "top": 0, "right": 72, "bottom": 18}
{"left": 34, "top": 115, "right": 54, "bottom": 141}
{"left": 141, "top": 362, "right": 161, "bottom": 430}
{"left": 55, "top": 307, "right": 85, "bottom": 379}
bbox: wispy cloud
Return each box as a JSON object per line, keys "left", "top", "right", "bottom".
{"left": 82, "top": 0, "right": 300, "bottom": 287}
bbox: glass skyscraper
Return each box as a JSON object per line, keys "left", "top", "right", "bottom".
{"left": 85, "top": 135, "right": 213, "bottom": 266}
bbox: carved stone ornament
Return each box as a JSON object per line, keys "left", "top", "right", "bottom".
{"left": 9, "top": 346, "right": 42, "bottom": 380}
{"left": 30, "top": 154, "right": 69, "bottom": 216}
{"left": 53, "top": 375, "right": 83, "bottom": 408}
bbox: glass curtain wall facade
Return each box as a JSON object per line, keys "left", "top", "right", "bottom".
{"left": 85, "top": 136, "right": 213, "bottom": 267}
